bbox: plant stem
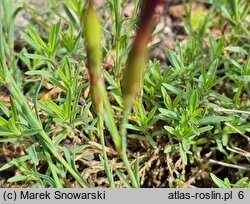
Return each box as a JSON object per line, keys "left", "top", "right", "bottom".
{"left": 44, "top": 151, "right": 63, "bottom": 188}
{"left": 99, "top": 81, "right": 121, "bottom": 151}
{"left": 114, "top": 38, "right": 121, "bottom": 79}
{"left": 98, "top": 114, "right": 115, "bottom": 188}
{"left": 120, "top": 106, "right": 139, "bottom": 188}
{"left": 99, "top": 81, "right": 138, "bottom": 187}
{"left": 112, "top": 0, "right": 121, "bottom": 79}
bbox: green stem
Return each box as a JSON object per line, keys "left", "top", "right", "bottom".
{"left": 113, "top": 0, "right": 121, "bottom": 79}
{"left": 99, "top": 80, "right": 138, "bottom": 187}
{"left": 44, "top": 151, "right": 63, "bottom": 188}
{"left": 98, "top": 114, "right": 115, "bottom": 188}
{"left": 99, "top": 81, "right": 121, "bottom": 151}
{"left": 120, "top": 106, "right": 139, "bottom": 188}
{"left": 55, "top": 151, "right": 90, "bottom": 187}
{"left": 114, "top": 39, "right": 121, "bottom": 79}
{"left": 120, "top": 107, "right": 130, "bottom": 152}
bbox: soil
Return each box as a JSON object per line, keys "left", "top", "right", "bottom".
{"left": 0, "top": 0, "right": 249, "bottom": 188}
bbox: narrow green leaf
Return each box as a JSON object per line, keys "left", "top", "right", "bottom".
{"left": 164, "top": 145, "right": 176, "bottom": 153}
{"left": 146, "top": 135, "right": 157, "bottom": 149}
{"left": 189, "top": 90, "right": 198, "bottom": 113}
{"left": 133, "top": 152, "right": 140, "bottom": 187}
{"left": 28, "top": 144, "right": 39, "bottom": 166}
{"left": 0, "top": 129, "right": 17, "bottom": 136}
{"left": 198, "top": 125, "right": 214, "bottom": 133}
{"left": 20, "top": 31, "right": 41, "bottom": 52}
{"left": 222, "top": 134, "right": 228, "bottom": 146}
{"left": 0, "top": 116, "right": 8, "bottom": 125}
{"left": 235, "top": 177, "right": 249, "bottom": 187}
{"left": 62, "top": 4, "right": 77, "bottom": 27}
{"left": 199, "top": 115, "right": 232, "bottom": 125}
{"left": 64, "top": 90, "right": 72, "bottom": 118}
{"left": 0, "top": 155, "right": 31, "bottom": 171}
{"left": 99, "top": 155, "right": 115, "bottom": 188}
{"left": 164, "top": 126, "right": 177, "bottom": 135}
{"left": 0, "top": 99, "right": 10, "bottom": 117}
{"left": 179, "top": 143, "right": 187, "bottom": 165}
{"left": 182, "top": 138, "right": 190, "bottom": 152}
{"left": 195, "top": 138, "right": 208, "bottom": 145}
{"left": 37, "top": 173, "right": 56, "bottom": 188}
{"left": 225, "top": 46, "right": 248, "bottom": 54}
{"left": 23, "top": 53, "right": 51, "bottom": 61}
{"left": 159, "top": 108, "right": 178, "bottom": 119}
{"left": 9, "top": 97, "right": 18, "bottom": 122}
{"left": 115, "top": 169, "right": 132, "bottom": 188}
{"left": 163, "top": 83, "right": 182, "bottom": 95}
{"left": 45, "top": 99, "right": 64, "bottom": 118}
{"left": 8, "top": 175, "right": 37, "bottom": 182}
{"left": 164, "top": 48, "right": 181, "bottom": 70}
{"left": 147, "top": 107, "right": 157, "bottom": 122}
{"left": 48, "top": 20, "right": 61, "bottom": 54}
{"left": 210, "top": 173, "right": 230, "bottom": 188}
{"left": 27, "top": 26, "right": 49, "bottom": 53}
{"left": 22, "top": 128, "right": 42, "bottom": 136}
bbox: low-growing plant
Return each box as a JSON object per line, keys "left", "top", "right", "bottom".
{"left": 0, "top": 0, "right": 249, "bottom": 188}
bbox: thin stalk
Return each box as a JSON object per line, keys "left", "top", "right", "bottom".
{"left": 44, "top": 151, "right": 63, "bottom": 188}
{"left": 120, "top": 106, "right": 139, "bottom": 188}
{"left": 2, "top": 0, "right": 16, "bottom": 76}
{"left": 232, "top": 0, "right": 239, "bottom": 23}
{"left": 99, "top": 81, "right": 121, "bottom": 151}
{"left": 98, "top": 81, "right": 138, "bottom": 187}
{"left": 114, "top": 0, "right": 121, "bottom": 36}
{"left": 55, "top": 151, "right": 90, "bottom": 187}
{"left": 112, "top": 0, "right": 121, "bottom": 79}
{"left": 114, "top": 36, "right": 121, "bottom": 79}
{"left": 98, "top": 114, "right": 115, "bottom": 188}
{"left": 120, "top": 107, "right": 130, "bottom": 153}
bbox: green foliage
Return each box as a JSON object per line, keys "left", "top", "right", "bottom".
{"left": 0, "top": 0, "right": 249, "bottom": 188}
{"left": 211, "top": 173, "right": 250, "bottom": 188}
